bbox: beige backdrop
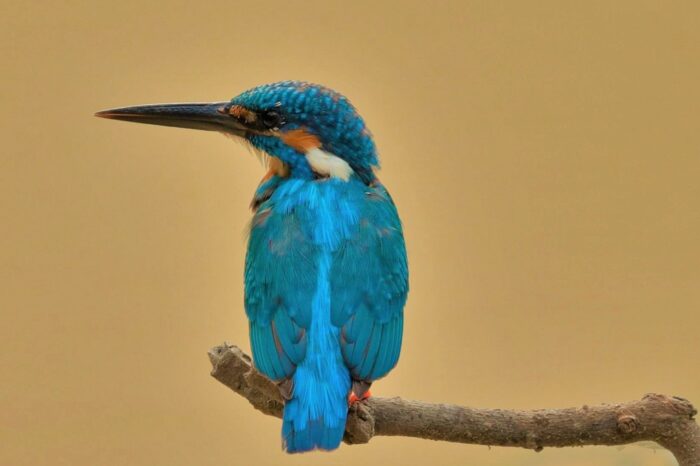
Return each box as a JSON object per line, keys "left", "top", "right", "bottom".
{"left": 2, "top": 1, "right": 698, "bottom": 465}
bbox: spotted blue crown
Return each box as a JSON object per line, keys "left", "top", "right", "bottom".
{"left": 231, "top": 81, "right": 379, "bottom": 174}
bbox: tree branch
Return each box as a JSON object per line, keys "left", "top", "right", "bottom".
{"left": 208, "top": 343, "right": 700, "bottom": 466}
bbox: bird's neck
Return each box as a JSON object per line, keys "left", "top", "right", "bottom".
{"left": 287, "top": 156, "right": 315, "bottom": 180}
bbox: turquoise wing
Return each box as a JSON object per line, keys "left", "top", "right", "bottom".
{"left": 331, "top": 183, "right": 408, "bottom": 382}
{"left": 244, "top": 201, "right": 316, "bottom": 382}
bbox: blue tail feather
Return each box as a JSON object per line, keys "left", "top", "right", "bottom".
{"left": 282, "top": 362, "right": 349, "bottom": 453}
{"left": 281, "top": 249, "right": 351, "bottom": 453}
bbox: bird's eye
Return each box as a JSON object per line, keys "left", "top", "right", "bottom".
{"left": 261, "top": 111, "right": 282, "bottom": 129}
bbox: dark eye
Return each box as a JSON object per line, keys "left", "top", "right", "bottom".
{"left": 261, "top": 111, "right": 282, "bottom": 129}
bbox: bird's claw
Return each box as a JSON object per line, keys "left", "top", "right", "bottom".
{"left": 348, "top": 390, "right": 372, "bottom": 405}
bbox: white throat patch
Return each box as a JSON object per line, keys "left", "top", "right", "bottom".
{"left": 305, "top": 148, "right": 353, "bottom": 181}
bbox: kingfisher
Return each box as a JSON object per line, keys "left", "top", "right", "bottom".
{"left": 96, "top": 81, "right": 409, "bottom": 453}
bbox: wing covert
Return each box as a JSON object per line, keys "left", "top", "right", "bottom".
{"left": 331, "top": 182, "right": 408, "bottom": 382}
{"left": 245, "top": 204, "right": 317, "bottom": 381}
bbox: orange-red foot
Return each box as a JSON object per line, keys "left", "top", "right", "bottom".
{"left": 348, "top": 390, "right": 372, "bottom": 405}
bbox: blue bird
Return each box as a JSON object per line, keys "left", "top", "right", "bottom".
{"left": 96, "top": 81, "right": 409, "bottom": 453}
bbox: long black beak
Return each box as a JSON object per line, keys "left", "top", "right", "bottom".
{"left": 95, "top": 102, "right": 245, "bottom": 135}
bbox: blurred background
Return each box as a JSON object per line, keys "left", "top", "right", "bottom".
{"left": 1, "top": 1, "right": 698, "bottom": 465}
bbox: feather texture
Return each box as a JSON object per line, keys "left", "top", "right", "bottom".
{"left": 245, "top": 175, "right": 407, "bottom": 453}
{"left": 331, "top": 182, "right": 408, "bottom": 381}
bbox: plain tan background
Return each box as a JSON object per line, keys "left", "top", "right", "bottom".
{"left": 2, "top": 1, "right": 698, "bottom": 465}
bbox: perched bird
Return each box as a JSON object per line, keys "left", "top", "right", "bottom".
{"left": 96, "top": 81, "right": 409, "bottom": 453}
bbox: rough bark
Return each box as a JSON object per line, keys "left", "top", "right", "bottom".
{"left": 208, "top": 343, "right": 700, "bottom": 466}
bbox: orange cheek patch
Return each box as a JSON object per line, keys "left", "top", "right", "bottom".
{"left": 280, "top": 128, "right": 322, "bottom": 152}
{"left": 228, "top": 105, "right": 256, "bottom": 123}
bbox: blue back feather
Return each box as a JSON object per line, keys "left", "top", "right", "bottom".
{"left": 245, "top": 176, "right": 407, "bottom": 452}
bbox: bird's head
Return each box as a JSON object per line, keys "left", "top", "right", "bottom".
{"left": 96, "top": 81, "right": 378, "bottom": 182}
